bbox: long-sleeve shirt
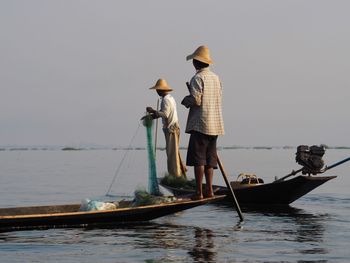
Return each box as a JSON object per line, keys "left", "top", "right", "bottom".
{"left": 184, "top": 68, "right": 225, "bottom": 136}
{"left": 157, "top": 94, "right": 179, "bottom": 130}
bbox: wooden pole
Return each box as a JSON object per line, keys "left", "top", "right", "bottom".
{"left": 154, "top": 98, "right": 160, "bottom": 157}
{"left": 217, "top": 155, "right": 244, "bottom": 221}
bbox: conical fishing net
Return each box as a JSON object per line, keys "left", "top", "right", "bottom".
{"left": 142, "top": 115, "right": 161, "bottom": 195}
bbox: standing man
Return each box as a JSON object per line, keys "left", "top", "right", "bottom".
{"left": 181, "top": 46, "right": 224, "bottom": 200}
{"left": 147, "top": 78, "right": 187, "bottom": 178}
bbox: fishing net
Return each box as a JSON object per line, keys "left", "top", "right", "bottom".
{"left": 142, "top": 115, "right": 161, "bottom": 196}
{"left": 133, "top": 189, "right": 176, "bottom": 206}
{"left": 160, "top": 174, "right": 196, "bottom": 190}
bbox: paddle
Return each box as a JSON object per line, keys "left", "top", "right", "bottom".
{"left": 275, "top": 156, "right": 350, "bottom": 183}
{"left": 217, "top": 155, "right": 244, "bottom": 221}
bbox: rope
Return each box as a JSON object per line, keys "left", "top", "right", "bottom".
{"left": 105, "top": 122, "right": 141, "bottom": 196}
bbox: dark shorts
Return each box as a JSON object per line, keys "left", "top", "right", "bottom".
{"left": 186, "top": 131, "right": 218, "bottom": 168}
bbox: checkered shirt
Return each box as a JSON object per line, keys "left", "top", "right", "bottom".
{"left": 185, "top": 68, "right": 225, "bottom": 136}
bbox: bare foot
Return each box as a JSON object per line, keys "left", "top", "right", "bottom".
{"left": 204, "top": 193, "right": 214, "bottom": 198}
{"left": 191, "top": 194, "right": 203, "bottom": 200}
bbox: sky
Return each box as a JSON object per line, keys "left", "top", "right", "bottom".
{"left": 0, "top": 0, "right": 349, "bottom": 147}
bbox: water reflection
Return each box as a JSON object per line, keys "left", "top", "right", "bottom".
{"left": 218, "top": 203, "right": 330, "bottom": 255}
{"left": 111, "top": 223, "right": 219, "bottom": 262}
{"left": 0, "top": 205, "right": 333, "bottom": 262}
{"left": 188, "top": 228, "right": 217, "bottom": 263}
{"left": 85, "top": 222, "right": 219, "bottom": 262}
{"left": 134, "top": 224, "right": 218, "bottom": 263}
{"left": 0, "top": 218, "right": 220, "bottom": 262}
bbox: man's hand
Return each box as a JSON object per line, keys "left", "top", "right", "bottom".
{"left": 186, "top": 82, "right": 191, "bottom": 92}
{"left": 145, "top": 107, "right": 159, "bottom": 119}
{"left": 181, "top": 95, "right": 193, "bottom": 108}
{"left": 146, "top": 107, "right": 155, "bottom": 114}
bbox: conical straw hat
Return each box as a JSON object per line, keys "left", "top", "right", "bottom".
{"left": 149, "top": 78, "right": 173, "bottom": 91}
{"left": 186, "top": 45, "right": 213, "bottom": 64}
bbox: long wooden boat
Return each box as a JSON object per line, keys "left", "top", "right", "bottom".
{"left": 0, "top": 195, "right": 224, "bottom": 231}
{"left": 159, "top": 175, "right": 336, "bottom": 205}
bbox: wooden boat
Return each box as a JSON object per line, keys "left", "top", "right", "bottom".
{"left": 159, "top": 147, "right": 348, "bottom": 207}
{"left": 159, "top": 175, "right": 337, "bottom": 205}
{"left": 0, "top": 195, "right": 224, "bottom": 231}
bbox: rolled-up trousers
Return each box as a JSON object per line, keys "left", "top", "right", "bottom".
{"left": 163, "top": 125, "right": 187, "bottom": 177}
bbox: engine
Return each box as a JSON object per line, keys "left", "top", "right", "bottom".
{"left": 295, "top": 145, "right": 325, "bottom": 175}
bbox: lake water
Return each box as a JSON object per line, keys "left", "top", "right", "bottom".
{"left": 0, "top": 148, "right": 350, "bottom": 262}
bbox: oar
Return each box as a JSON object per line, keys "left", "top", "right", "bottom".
{"left": 275, "top": 156, "right": 350, "bottom": 183}
{"left": 217, "top": 155, "right": 244, "bottom": 221}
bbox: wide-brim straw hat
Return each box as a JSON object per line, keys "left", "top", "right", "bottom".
{"left": 186, "top": 45, "right": 213, "bottom": 65}
{"left": 149, "top": 78, "right": 173, "bottom": 91}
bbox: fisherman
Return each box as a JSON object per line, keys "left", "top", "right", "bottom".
{"left": 181, "top": 46, "right": 225, "bottom": 200}
{"left": 146, "top": 78, "right": 187, "bottom": 178}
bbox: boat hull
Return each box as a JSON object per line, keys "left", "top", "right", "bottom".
{"left": 160, "top": 175, "right": 337, "bottom": 205}
{"left": 0, "top": 196, "right": 224, "bottom": 231}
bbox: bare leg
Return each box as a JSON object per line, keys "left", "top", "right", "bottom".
{"left": 205, "top": 166, "right": 214, "bottom": 197}
{"left": 193, "top": 166, "right": 204, "bottom": 199}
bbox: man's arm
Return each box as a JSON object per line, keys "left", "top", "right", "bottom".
{"left": 146, "top": 107, "right": 167, "bottom": 119}
{"left": 181, "top": 77, "right": 203, "bottom": 108}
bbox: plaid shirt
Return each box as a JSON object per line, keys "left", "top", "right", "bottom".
{"left": 184, "top": 68, "right": 224, "bottom": 136}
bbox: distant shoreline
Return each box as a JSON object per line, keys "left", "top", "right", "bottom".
{"left": 1, "top": 145, "right": 350, "bottom": 151}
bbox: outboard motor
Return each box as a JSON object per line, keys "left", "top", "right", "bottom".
{"left": 295, "top": 145, "right": 325, "bottom": 175}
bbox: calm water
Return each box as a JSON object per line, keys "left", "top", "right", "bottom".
{"left": 0, "top": 148, "right": 349, "bottom": 262}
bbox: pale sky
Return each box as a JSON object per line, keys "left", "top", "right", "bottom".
{"left": 1, "top": 0, "right": 349, "bottom": 147}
